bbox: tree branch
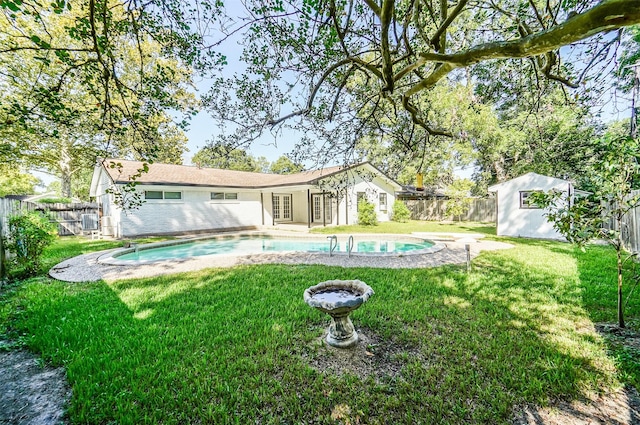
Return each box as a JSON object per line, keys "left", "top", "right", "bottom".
{"left": 405, "top": 0, "right": 640, "bottom": 97}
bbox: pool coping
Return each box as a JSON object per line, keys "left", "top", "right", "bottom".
{"left": 96, "top": 231, "right": 447, "bottom": 266}
{"left": 48, "top": 231, "right": 514, "bottom": 283}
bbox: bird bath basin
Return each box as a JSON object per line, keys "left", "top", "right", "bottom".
{"left": 303, "top": 280, "right": 374, "bottom": 348}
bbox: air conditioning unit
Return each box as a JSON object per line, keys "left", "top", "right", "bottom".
{"left": 81, "top": 214, "right": 99, "bottom": 231}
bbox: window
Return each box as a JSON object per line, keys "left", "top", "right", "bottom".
{"left": 211, "top": 192, "right": 238, "bottom": 200}
{"left": 324, "top": 195, "right": 332, "bottom": 220}
{"left": 519, "top": 191, "right": 540, "bottom": 209}
{"left": 145, "top": 190, "right": 182, "bottom": 200}
{"left": 273, "top": 196, "right": 280, "bottom": 220}
{"left": 164, "top": 191, "right": 182, "bottom": 200}
{"left": 379, "top": 193, "right": 387, "bottom": 211}
{"left": 283, "top": 195, "right": 291, "bottom": 219}
{"left": 313, "top": 194, "right": 322, "bottom": 221}
{"left": 144, "top": 190, "right": 163, "bottom": 200}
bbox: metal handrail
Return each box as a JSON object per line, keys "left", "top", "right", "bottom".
{"left": 327, "top": 235, "right": 338, "bottom": 257}
{"left": 347, "top": 235, "right": 354, "bottom": 257}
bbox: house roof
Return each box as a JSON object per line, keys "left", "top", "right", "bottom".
{"left": 97, "top": 158, "right": 401, "bottom": 190}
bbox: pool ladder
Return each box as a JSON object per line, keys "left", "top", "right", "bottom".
{"left": 327, "top": 235, "right": 355, "bottom": 257}
{"left": 327, "top": 235, "right": 337, "bottom": 257}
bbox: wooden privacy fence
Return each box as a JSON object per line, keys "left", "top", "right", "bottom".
{"left": 403, "top": 198, "right": 496, "bottom": 222}
{"left": 0, "top": 198, "right": 99, "bottom": 237}
{"left": 621, "top": 190, "right": 640, "bottom": 254}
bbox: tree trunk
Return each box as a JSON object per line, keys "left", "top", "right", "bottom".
{"left": 59, "top": 145, "right": 72, "bottom": 198}
{"left": 617, "top": 246, "right": 625, "bottom": 328}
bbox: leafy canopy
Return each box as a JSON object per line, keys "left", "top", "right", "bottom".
{"left": 205, "top": 0, "right": 640, "bottom": 167}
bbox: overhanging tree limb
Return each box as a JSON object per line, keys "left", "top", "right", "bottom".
{"left": 405, "top": 0, "right": 640, "bottom": 98}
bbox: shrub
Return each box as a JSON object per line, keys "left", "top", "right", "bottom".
{"left": 5, "top": 211, "right": 58, "bottom": 277}
{"left": 392, "top": 200, "right": 411, "bottom": 222}
{"left": 37, "top": 197, "right": 73, "bottom": 204}
{"left": 357, "top": 199, "right": 378, "bottom": 226}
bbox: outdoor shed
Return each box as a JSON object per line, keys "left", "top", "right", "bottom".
{"left": 488, "top": 172, "right": 585, "bottom": 239}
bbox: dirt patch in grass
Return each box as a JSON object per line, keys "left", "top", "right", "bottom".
{"left": 0, "top": 348, "right": 70, "bottom": 425}
{"left": 305, "top": 329, "right": 421, "bottom": 383}
{"left": 512, "top": 387, "right": 640, "bottom": 424}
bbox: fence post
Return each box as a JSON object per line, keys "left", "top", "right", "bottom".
{"left": 0, "top": 218, "right": 6, "bottom": 284}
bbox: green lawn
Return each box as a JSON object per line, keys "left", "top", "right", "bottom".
{"left": 310, "top": 220, "right": 496, "bottom": 236}
{"left": 1, "top": 229, "right": 639, "bottom": 424}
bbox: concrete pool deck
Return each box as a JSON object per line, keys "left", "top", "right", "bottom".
{"left": 49, "top": 232, "right": 513, "bottom": 283}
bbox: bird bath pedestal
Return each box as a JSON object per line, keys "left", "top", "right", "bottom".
{"left": 303, "top": 280, "right": 374, "bottom": 348}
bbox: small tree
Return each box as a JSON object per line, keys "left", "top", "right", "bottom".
{"left": 358, "top": 199, "right": 378, "bottom": 226}
{"left": 445, "top": 179, "right": 474, "bottom": 221}
{"left": 6, "top": 211, "right": 58, "bottom": 277}
{"left": 392, "top": 200, "right": 411, "bottom": 223}
{"left": 533, "top": 136, "right": 640, "bottom": 328}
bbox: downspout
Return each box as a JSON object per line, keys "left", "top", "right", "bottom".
{"left": 336, "top": 191, "right": 340, "bottom": 225}
{"left": 260, "top": 192, "right": 264, "bottom": 225}
{"left": 307, "top": 189, "right": 311, "bottom": 228}
{"left": 271, "top": 193, "right": 275, "bottom": 226}
{"left": 345, "top": 188, "right": 349, "bottom": 225}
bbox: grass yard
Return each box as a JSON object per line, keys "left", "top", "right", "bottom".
{"left": 310, "top": 220, "right": 495, "bottom": 236}
{"left": 1, "top": 227, "right": 640, "bottom": 424}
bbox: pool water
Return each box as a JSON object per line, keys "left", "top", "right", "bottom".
{"left": 116, "top": 237, "right": 435, "bottom": 261}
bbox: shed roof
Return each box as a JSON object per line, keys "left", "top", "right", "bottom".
{"left": 97, "top": 159, "right": 401, "bottom": 190}
{"left": 487, "top": 172, "right": 574, "bottom": 192}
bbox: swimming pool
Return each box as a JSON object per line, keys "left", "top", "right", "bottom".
{"left": 100, "top": 233, "right": 442, "bottom": 264}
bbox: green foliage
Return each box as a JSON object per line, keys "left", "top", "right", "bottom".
{"left": 192, "top": 146, "right": 262, "bottom": 172}
{"left": 204, "top": 0, "right": 637, "bottom": 179}
{"left": 357, "top": 198, "right": 378, "bottom": 226}
{"left": 391, "top": 200, "right": 411, "bottom": 223}
{"left": 532, "top": 135, "right": 640, "bottom": 328}
{"left": 617, "top": 26, "right": 640, "bottom": 93}
{"left": 5, "top": 211, "right": 58, "bottom": 277}
{"left": 1, "top": 0, "right": 201, "bottom": 201}
{"left": 37, "top": 198, "right": 72, "bottom": 204}
{"left": 445, "top": 179, "right": 474, "bottom": 221}
{"left": 269, "top": 156, "right": 303, "bottom": 174}
{"left": 0, "top": 166, "right": 41, "bottom": 197}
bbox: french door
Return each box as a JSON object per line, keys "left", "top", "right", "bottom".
{"left": 312, "top": 194, "right": 332, "bottom": 223}
{"left": 273, "top": 194, "right": 293, "bottom": 222}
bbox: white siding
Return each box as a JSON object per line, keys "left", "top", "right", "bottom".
{"left": 345, "top": 176, "right": 396, "bottom": 224}
{"left": 489, "top": 173, "right": 570, "bottom": 240}
{"left": 90, "top": 162, "right": 400, "bottom": 235}
{"left": 118, "top": 187, "right": 263, "bottom": 236}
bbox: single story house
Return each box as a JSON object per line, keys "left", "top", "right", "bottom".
{"left": 89, "top": 159, "right": 402, "bottom": 237}
{"left": 488, "top": 172, "right": 588, "bottom": 239}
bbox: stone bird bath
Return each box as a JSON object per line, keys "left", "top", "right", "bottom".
{"left": 304, "top": 279, "right": 374, "bottom": 348}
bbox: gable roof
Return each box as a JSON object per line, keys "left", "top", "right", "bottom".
{"left": 96, "top": 159, "right": 401, "bottom": 190}
{"left": 487, "top": 172, "right": 574, "bottom": 192}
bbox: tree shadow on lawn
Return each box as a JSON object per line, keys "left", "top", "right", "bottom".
{"left": 12, "top": 252, "right": 623, "bottom": 424}
{"left": 574, "top": 244, "right": 640, "bottom": 392}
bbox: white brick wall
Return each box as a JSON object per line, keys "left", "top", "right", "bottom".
{"left": 118, "top": 187, "right": 263, "bottom": 236}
